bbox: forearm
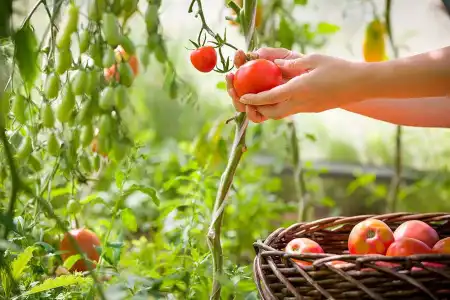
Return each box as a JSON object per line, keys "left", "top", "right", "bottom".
{"left": 343, "top": 97, "right": 450, "bottom": 128}
{"left": 361, "top": 46, "right": 450, "bottom": 99}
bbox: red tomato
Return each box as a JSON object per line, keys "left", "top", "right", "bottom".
{"left": 233, "top": 59, "right": 283, "bottom": 97}
{"left": 432, "top": 237, "right": 450, "bottom": 254}
{"left": 348, "top": 219, "right": 394, "bottom": 255}
{"left": 285, "top": 238, "right": 324, "bottom": 267}
{"left": 59, "top": 228, "right": 101, "bottom": 272}
{"left": 190, "top": 46, "right": 217, "bottom": 73}
{"left": 386, "top": 237, "right": 432, "bottom": 257}
{"left": 393, "top": 220, "right": 439, "bottom": 248}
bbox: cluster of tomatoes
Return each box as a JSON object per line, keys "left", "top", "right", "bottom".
{"left": 191, "top": 47, "right": 283, "bottom": 98}
{"left": 285, "top": 219, "right": 450, "bottom": 268}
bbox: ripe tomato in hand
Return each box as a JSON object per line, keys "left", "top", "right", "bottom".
{"left": 59, "top": 228, "right": 101, "bottom": 272}
{"left": 285, "top": 238, "right": 324, "bottom": 267}
{"left": 348, "top": 219, "right": 394, "bottom": 255}
{"left": 393, "top": 220, "right": 439, "bottom": 248}
{"left": 386, "top": 237, "right": 432, "bottom": 256}
{"left": 233, "top": 59, "right": 283, "bottom": 97}
{"left": 190, "top": 46, "right": 217, "bottom": 73}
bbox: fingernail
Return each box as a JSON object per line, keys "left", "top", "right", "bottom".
{"left": 274, "top": 59, "right": 285, "bottom": 66}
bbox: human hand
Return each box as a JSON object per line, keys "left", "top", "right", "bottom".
{"left": 227, "top": 50, "right": 369, "bottom": 122}
{"left": 225, "top": 47, "right": 302, "bottom": 123}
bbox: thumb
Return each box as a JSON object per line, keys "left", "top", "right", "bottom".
{"left": 274, "top": 54, "right": 321, "bottom": 78}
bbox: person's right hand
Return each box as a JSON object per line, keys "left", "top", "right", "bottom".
{"left": 225, "top": 47, "right": 303, "bottom": 123}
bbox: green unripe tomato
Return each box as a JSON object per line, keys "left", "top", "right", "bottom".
{"left": 47, "top": 132, "right": 60, "bottom": 156}
{"left": 102, "top": 13, "right": 122, "bottom": 47}
{"left": 118, "top": 63, "right": 134, "bottom": 87}
{"left": 44, "top": 73, "right": 61, "bottom": 99}
{"left": 42, "top": 103, "right": 55, "bottom": 128}
{"left": 16, "top": 135, "right": 32, "bottom": 159}
{"left": 12, "top": 94, "right": 27, "bottom": 124}
{"left": 79, "top": 30, "right": 90, "bottom": 53}
{"left": 114, "top": 85, "right": 128, "bottom": 110}
{"left": 55, "top": 49, "right": 72, "bottom": 74}
{"left": 72, "top": 70, "right": 88, "bottom": 96}
{"left": 99, "top": 86, "right": 115, "bottom": 110}
{"left": 80, "top": 124, "right": 94, "bottom": 147}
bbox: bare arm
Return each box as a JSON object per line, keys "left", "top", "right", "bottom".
{"left": 362, "top": 46, "right": 450, "bottom": 99}
{"left": 343, "top": 97, "right": 450, "bottom": 128}
{"left": 342, "top": 46, "right": 450, "bottom": 127}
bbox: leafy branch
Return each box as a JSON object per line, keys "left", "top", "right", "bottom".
{"left": 188, "top": 0, "right": 257, "bottom": 299}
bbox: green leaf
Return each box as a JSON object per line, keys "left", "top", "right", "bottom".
{"left": 11, "top": 246, "right": 36, "bottom": 280}
{"left": 126, "top": 184, "right": 160, "bottom": 206}
{"left": 0, "top": 240, "right": 21, "bottom": 251}
{"left": 80, "top": 193, "right": 104, "bottom": 205}
{"left": 14, "top": 22, "right": 39, "bottom": 91}
{"left": 121, "top": 208, "right": 137, "bottom": 232}
{"left": 216, "top": 81, "right": 226, "bottom": 90}
{"left": 62, "top": 254, "right": 82, "bottom": 270}
{"left": 317, "top": 22, "right": 340, "bottom": 35}
{"left": 278, "top": 17, "right": 295, "bottom": 50}
{"left": 294, "top": 0, "right": 307, "bottom": 5}
{"left": 23, "top": 275, "right": 92, "bottom": 296}
{"left": 115, "top": 169, "right": 125, "bottom": 188}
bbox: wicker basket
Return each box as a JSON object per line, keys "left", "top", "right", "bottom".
{"left": 253, "top": 213, "right": 450, "bottom": 300}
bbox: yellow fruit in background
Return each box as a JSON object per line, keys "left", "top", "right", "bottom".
{"left": 363, "top": 18, "right": 386, "bottom": 62}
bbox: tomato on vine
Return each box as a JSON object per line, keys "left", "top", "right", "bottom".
{"left": 59, "top": 228, "right": 101, "bottom": 272}
{"left": 72, "top": 70, "right": 88, "bottom": 96}
{"left": 44, "top": 73, "right": 60, "bottom": 99}
{"left": 47, "top": 132, "right": 60, "bottom": 156}
{"left": 99, "top": 86, "right": 115, "bottom": 110}
{"left": 102, "top": 13, "right": 122, "bottom": 47}
{"left": 79, "top": 30, "right": 91, "bottom": 54}
{"left": 56, "top": 3, "right": 79, "bottom": 49}
{"left": 88, "top": 0, "right": 106, "bottom": 21}
{"left": 118, "top": 62, "right": 134, "bottom": 87}
{"left": 12, "top": 94, "right": 27, "bottom": 124}
{"left": 190, "top": 46, "right": 217, "bottom": 73}
{"left": 56, "top": 84, "right": 76, "bottom": 123}
{"left": 16, "top": 135, "right": 32, "bottom": 159}
{"left": 103, "top": 47, "right": 116, "bottom": 68}
{"left": 81, "top": 124, "right": 94, "bottom": 147}
{"left": 42, "top": 103, "right": 55, "bottom": 128}
{"left": 114, "top": 85, "right": 128, "bottom": 110}
{"left": 67, "top": 199, "right": 82, "bottom": 214}
{"left": 55, "top": 49, "right": 72, "bottom": 74}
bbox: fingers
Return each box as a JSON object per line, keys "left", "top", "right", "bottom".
{"left": 246, "top": 105, "right": 268, "bottom": 123}
{"left": 239, "top": 79, "right": 297, "bottom": 106}
{"left": 274, "top": 54, "right": 321, "bottom": 78}
{"left": 234, "top": 47, "right": 303, "bottom": 68}
{"left": 225, "top": 73, "right": 245, "bottom": 112}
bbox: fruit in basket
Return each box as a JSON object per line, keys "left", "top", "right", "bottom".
{"left": 285, "top": 238, "right": 324, "bottom": 267}
{"left": 393, "top": 220, "right": 439, "bottom": 248}
{"left": 432, "top": 237, "right": 450, "bottom": 254}
{"left": 348, "top": 219, "right": 395, "bottom": 255}
{"left": 386, "top": 237, "right": 432, "bottom": 257}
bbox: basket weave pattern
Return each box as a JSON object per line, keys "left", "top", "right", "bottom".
{"left": 253, "top": 213, "right": 450, "bottom": 300}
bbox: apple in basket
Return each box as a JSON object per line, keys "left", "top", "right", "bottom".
{"left": 348, "top": 219, "right": 395, "bottom": 255}
{"left": 393, "top": 220, "right": 439, "bottom": 248}
{"left": 285, "top": 238, "right": 324, "bottom": 267}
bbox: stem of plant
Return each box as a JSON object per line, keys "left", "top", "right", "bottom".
{"left": 384, "top": 0, "right": 402, "bottom": 213}
{"left": 287, "top": 120, "right": 309, "bottom": 222}
{"left": 206, "top": 1, "right": 257, "bottom": 299}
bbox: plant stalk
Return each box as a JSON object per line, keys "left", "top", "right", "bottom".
{"left": 287, "top": 120, "right": 309, "bottom": 222}
{"left": 384, "top": 0, "right": 402, "bottom": 213}
{"left": 206, "top": 1, "right": 257, "bottom": 298}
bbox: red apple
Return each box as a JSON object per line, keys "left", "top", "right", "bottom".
{"left": 285, "top": 238, "right": 324, "bottom": 267}
{"left": 393, "top": 220, "right": 439, "bottom": 248}
{"left": 386, "top": 237, "right": 432, "bottom": 257}
{"left": 348, "top": 219, "right": 395, "bottom": 255}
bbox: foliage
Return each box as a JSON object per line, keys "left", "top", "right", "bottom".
{"left": 0, "top": 0, "right": 449, "bottom": 299}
